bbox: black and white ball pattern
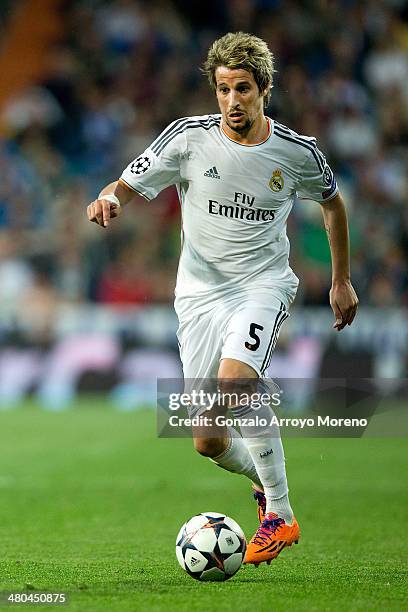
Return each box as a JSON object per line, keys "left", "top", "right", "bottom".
{"left": 175, "top": 512, "right": 246, "bottom": 581}
{"left": 130, "top": 155, "right": 151, "bottom": 175}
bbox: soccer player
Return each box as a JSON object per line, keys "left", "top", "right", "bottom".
{"left": 87, "top": 32, "right": 359, "bottom": 566}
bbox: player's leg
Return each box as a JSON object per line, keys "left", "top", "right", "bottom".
{"left": 176, "top": 307, "right": 261, "bottom": 488}
{"left": 219, "top": 298, "right": 300, "bottom": 564}
{"left": 217, "top": 357, "right": 292, "bottom": 522}
{"left": 193, "top": 423, "right": 263, "bottom": 490}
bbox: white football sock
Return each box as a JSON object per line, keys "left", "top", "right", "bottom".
{"left": 235, "top": 403, "right": 293, "bottom": 524}
{"left": 210, "top": 427, "right": 262, "bottom": 489}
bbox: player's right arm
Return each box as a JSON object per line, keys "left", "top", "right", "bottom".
{"left": 87, "top": 117, "right": 188, "bottom": 227}
{"left": 87, "top": 117, "right": 188, "bottom": 229}
{"left": 86, "top": 180, "right": 141, "bottom": 228}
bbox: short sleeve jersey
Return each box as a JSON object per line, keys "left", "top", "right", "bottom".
{"left": 120, "top": 114, "right": 338, "bottom": 309}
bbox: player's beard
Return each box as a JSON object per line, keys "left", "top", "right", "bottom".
{"left": 226, "top": 116, "right": 254, "bottom": 136}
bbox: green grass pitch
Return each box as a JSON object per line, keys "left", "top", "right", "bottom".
{"left": 0, "top": 399, "right": 407, "bottom": 611}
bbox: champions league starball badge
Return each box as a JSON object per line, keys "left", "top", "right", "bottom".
{"left": 131, "top": 155, "right": 151, "bottom": 175}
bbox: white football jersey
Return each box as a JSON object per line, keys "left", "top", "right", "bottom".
{"left": 120, "top": 114, "right": 338, "bottom": 314}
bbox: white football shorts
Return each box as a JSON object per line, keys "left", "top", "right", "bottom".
{"left": 176, "top": 290, "right": 290, "bottom": 380}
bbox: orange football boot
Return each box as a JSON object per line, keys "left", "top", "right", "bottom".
{"left": 244, "top": 512, "right": 300, "bottom": 566}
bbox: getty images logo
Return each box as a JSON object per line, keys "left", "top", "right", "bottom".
{"left": 260, "top": 448, "right": 273, "bottom": 459}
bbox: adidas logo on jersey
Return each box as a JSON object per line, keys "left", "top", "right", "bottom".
{"left": 204, "top": 166, "right": 220, "bottom": 179}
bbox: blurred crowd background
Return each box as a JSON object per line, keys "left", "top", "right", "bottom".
{"left": 0, "top": 0, "right": 407, "bottom": 311}
{"left": 0, "top": 0, "right": 407, "bottom": 408}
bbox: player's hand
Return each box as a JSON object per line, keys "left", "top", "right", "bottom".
{"left": 87, "top": 195, "right": 121, "bottom": 228}
{"left": 330, "top": 280, "right": 359, "bottom": 331}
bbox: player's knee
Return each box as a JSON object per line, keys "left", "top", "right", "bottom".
{"left": 217, "top": 358, "right": 258, "bottom": 405}
{"left": 193, "top": 437, "right": 226, "bottom": 458}
{"left": 218, "top": 358, "right": 257, "bottom": 380}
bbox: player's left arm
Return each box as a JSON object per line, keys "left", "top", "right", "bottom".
{"left": 320, "top": 192, "right": 359, "bottom": 331}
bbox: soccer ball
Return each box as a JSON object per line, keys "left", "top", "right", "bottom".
{"left": 175, "top": 512, "right": 246, "bottom": 581}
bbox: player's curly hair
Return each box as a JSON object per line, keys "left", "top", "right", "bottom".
{"left": 202, "top": 32, "right": 275, "bottom": 107}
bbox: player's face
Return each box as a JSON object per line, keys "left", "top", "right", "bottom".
{"left": 215, "top": 67, "right": 266, "bottom": 136}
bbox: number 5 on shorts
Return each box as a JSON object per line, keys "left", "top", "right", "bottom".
{"left": 245, "top": 323, "right": 264, "bottom": 351}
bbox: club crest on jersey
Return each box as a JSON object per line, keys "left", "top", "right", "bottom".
{"left": 269, "top": 169, "right": 284, "bottom": 192}
{"left": 131, "top": 155, "right": 151, "bottom": 175}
